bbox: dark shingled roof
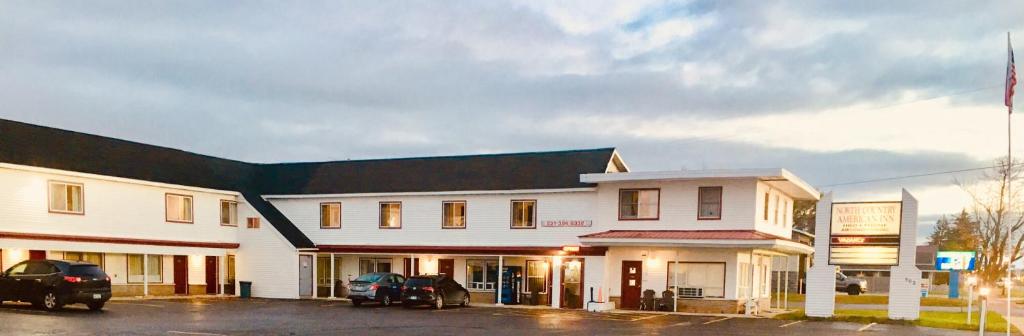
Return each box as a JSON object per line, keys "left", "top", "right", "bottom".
{"left": 0, "top": 118, "right": 619, "bottom": 248}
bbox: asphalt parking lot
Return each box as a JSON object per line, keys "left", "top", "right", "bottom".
{"left": 0, "top": 298, "right": 976, "bottom": 336}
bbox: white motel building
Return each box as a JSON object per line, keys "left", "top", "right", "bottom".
{"left": 0, "top": 118, "right": 817, "bottom": 313}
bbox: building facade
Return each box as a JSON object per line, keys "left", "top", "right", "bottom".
{"left": 0, "top": 118, "right": 816, "bottom": 313}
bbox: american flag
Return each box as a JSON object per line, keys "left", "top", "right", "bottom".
{"left": 1008, "top": 33, "right": 1017, "bottom": 113}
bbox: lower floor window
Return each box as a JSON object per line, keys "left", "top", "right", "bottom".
{"left": 127, "top": 254, "right": 163, "bottom": 283}
{"left": 524, "top": 260, "right": 549, "bottom": 294}
{"left": 358, "top": 258, "right": 392, "bottom": 275}
{"left": 316, "top": 255, "right": 343, "bottom": 286}
{"left": 466, "top": 259, "right": 498, "bottom": 291}
{"left": 63, "top": 252, "right": 104, "bottom": 268}
{"left": 738, "top": 263, "right": 751, "bottom": 298}
{"left": 666, "top": 262, "right": 725, "bottom": 298}
{"left": 226, "top": 255, "right": 236, "bottom": 284}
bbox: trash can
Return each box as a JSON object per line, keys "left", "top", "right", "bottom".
{"left": 240, "top": 281, "right": 252, "bottom": 298}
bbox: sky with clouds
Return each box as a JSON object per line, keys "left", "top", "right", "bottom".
{"left": 2, "top": 1, "right": 1023, "bottom": 240}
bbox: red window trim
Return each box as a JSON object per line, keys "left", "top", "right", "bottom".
{"left": 320, "top": 202, "right": 342, "bottom": 229}
{"left": 441, "top": 200, "right": 467, "bottom": 229}
{"left": 617, "top": 188, "right": 661, "bottom": 221}
{"left": 697, "top": 186, "right": 723, "bottom": 220}
{"left": 379, "top": 201, "right": 402, "bottom": 229}
{"left": 510, "top": 199, "right": 537, "bottom": 229}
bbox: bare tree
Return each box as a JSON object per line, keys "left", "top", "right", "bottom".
{"left": 959, "top": 157, "right": 1024, "bottom": 285}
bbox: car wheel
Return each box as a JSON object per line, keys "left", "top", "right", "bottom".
{"left": 352, "top": 300, "right": 363, "bottom": 307}
{"left": 87, "top": 302, "right": 105, "bottom": 311}
{"left": 382, "top": 295, "right": 392, "bottom": 307}
{"left": 41, "top": 290, "right": 63, "bottom": 311}
{"left": 461, "top": 293, "right": 470, "bottom": 307}
{"left": 434, "top": 295, "right": 444, "bottom": 310}
{"left": 847, "top": 285, "right": 861, "bottom": 296}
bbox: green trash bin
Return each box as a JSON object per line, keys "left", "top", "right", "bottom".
{"left": 240, "top": 281, "right": 252, "bottom": 298}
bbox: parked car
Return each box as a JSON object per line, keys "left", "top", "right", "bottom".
{"left": 347, "top": 272, "right": 405, "bottom": 306}
{"left": 835, "top": 272, "right": 867, "bottom": 295}
{"left": 0, "top": 260, "right": 112, "bottom": 311}
{"left": 401, "top": 275, "right": 470, "bottom": 309}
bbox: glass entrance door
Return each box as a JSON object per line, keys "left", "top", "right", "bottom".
{"left": 561, "top": 258, "right": 584, "bottom": 309}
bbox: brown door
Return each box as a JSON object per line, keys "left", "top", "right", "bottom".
{"left": 403, "top": 258, "right": 420, "bottom": 278}
{"left": 174, "top": 255, "right": 189, "bottom": 295}
{"left": 437, "top": 259, "right": 455, "bottom": 278}
{"left": 29, "top": 250, "right": 46, "bottom": 260}
{"left": 205, "top": 256, "right": 218, "bottom": 294}
{"left": 620, "top": 261, "right": 643, "bottom": 310}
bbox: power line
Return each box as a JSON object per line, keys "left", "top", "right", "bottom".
{"left": 818, "top": 163, "right": 1017, "bottom": 188}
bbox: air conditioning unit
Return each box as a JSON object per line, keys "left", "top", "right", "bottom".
{"left": 678, "top": 287, "right": 704, "bottom": 298}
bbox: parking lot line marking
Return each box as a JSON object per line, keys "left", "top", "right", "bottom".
{"left": 857, "top": 322, "right": 876, "bottom": 332}
{"left": 702, "top": 317, "right": 732, "bottom": 325}
{"left": 110, "top": 302, "right": 164, "bottom": 308}
{"left": 167, "top": 331, "right": 226, "bottom": 336}
{"left": 668, "top": 322, "right": 692, "bottom": 327}
{"left": 630, "top": 314, "right": 662, "bottom": 321}
{"left": 779, "top": 320, "right": 804, "bottom": 328}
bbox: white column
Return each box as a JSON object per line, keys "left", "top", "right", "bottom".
{"left": 746, "top": 250, "right": 755, "bottom": 315}
{"left": 673, "top": 249, "right": 679, "bottom": 312}
{"left": 329, "top": 254, "right": 336, "bottom": 299}
{"left": 806, "top": 193, "right": 836, "bottom": 317}
{"left": 784, "top": 256, "right": 790, "bottom": 310}
{"left": 143, "top": 254, "right": 149, "bottom": 297}
{"left": 312, "top": 254, "right": 318, "bottom": 299}
{"left": 496, "top": 256, "right": 504, "bottom": 306}
{"left": 887, "top": 189, "right": 922, "bottom": 320}
{"left": 551, "top": 257, "right": 562, "bottom": 308}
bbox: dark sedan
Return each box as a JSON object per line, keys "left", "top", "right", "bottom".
{"left": 347, "top": 272, "right": 405, "bottom": 306}
{"left": 401, "top": 275, "right": 470, "bottom": 309}
{"left": 0, "top": 260, "right": 111, "bottom": 311}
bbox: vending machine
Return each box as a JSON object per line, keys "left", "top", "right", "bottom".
{"left": 497, "top": 266, "right": 522, "bottom": 305}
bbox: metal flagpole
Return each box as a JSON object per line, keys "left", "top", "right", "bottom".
{"left": 1007, "top": 31, "right": 1015, "bottom": 336}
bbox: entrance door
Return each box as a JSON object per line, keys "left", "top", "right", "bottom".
{"left": 225, "top": 255, "right": 236, "bottom": 295}
{"left": 205, "top": 256, "right": 218, "bottom": 294}
{"left": 29, "top": 250, "right": 46, "bottom": 260}
{"left": 620, "top": 261, "right": 643, "bottom": 310}
{"left": 560, "top": 258, "right": 584, "bottom": 309}
{"left": 437, "top": 259, "right": 455, "bottom": 278}
{"left": 299, "top": 255, "right": 313, "bottom": 297}
{"left": 173, "top": 255, "right": 189, "bottom": 295}
{"left": 403, "top": 258, "right": 420, "bottom": 277}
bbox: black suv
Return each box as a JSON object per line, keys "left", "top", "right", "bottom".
{"left": 401, "top": 275, "right": 470, "bottom": 309}
{"left": 0, "top": 260, "right": 112, "bottom": 311}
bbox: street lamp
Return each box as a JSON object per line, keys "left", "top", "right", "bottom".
{"left": 979, "top": 287, "right": 991, "bottom": 336}
{"left": 967, "top": 276, "right": 978, "bottom": 324}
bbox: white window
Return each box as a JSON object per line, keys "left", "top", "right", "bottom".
{"left": 358, "top": 258, "right": 392, "bottom": 274}
{"left": 379, "top": 202, "right": 401, "bottom": 228}
{"left": 619, "top": 189, "right": 659, "bottom": 220}
{"left": 442, "top": 201, "right": 466, "bottom": 228}
{"left": 48, "top": 181, "right": 83, "bottom": 214}
{"left": 511, "top": 200, "right": 536, "bottom": 228}
{"left": 127, "top": 254, "right": 162, "bottom": 283}
{"left": 63, "top": 252, "right": 104, "bottom": 268}
{"left": 738, "top": 262, "right": 751, "bottom": 298}
{"left": 667, "top": 262, "right": 726, "bottom": 298}
{"left": 773, "top": 195, "right": 781, "bottom": 226}
{"left": 220, "top": 200, "right": 238, "bottom": 226}
{"left": 321, "top": 203, "right": 341, "bottom": 229}
{"left": 165, "top": 194, "right": 193, "bottom": 223}
{"left": 524, "top": 260, "right": 549, "bottom": 294}
{"left": 466, "top": 259, "right": 498, "bottom": 291}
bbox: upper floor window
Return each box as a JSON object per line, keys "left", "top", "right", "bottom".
{"left": 220, "top": 200, "right": 238, "bottom": 226}
{"left": 246, "top": 217, "right": 261, "bottom": 229}
{"left": 321, "top": 202, "right": 341, "bottom": 229}
{"left": 442, "top": 201, "right": 467, "bottom": 229}
{"left": 697, "top": 187, "right": 723, "bottom": 220}
{"left": 380, "top": 202, "right": 402, "bottom": 229}
{"left": 773, "top": 195, "right": 781, "bottom": 226}
{"left": 165, "top": 193, "right": 193, "bottom": 223}
{"left": 48, "top": 181, "right": 83, "bottom": 214}
{"left": 511, "top": 200, "right": 536, "bottom": 229}
{"left": 619, "top": 189, "right": 659, "bottom": 220}
{"left": 763, "top": 193, "right": 770, "bottom": 221}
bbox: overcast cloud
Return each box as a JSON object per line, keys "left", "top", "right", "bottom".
{"left": 2, "top": 0, "right": 1023, "bottom": 240}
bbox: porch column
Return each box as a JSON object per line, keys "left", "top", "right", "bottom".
{"left": 746, "top": 250, "right": 755, "bottom": 315}
{"left": 496, "top": 256, "right": 504, "bottom": 306}
{"left": 673, "top": 249, "right": 680, "bottom": 312}
{"left": 143, "top": 254, "right": 149, "bottom": 297}
{"left": 329, "top": 254, "right": 336, "bottom": 299}
{"left": 312, "top": 255, "right": 318, "bottom": 298}
{"left": 784, "top": 255, "right": 790, "bottom": 310}
{"left": 551, "top": 257, "right": 562, "bottom": 308}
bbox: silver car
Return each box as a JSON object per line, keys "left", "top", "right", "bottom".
{"left": 347, "top": 272, "right": 405, "bottom": 306}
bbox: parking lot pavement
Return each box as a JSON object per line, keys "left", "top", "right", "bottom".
{"left": 0, "top": 298, "right": 977, "bottom": 336}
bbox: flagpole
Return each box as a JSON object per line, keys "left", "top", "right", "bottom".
{"left": 1006, "top": 31, "right": 1014, "bottom": 336}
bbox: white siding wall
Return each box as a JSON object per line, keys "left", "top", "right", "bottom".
{"left": 753, "top": 181, "right": 796, "bottom": 238}
{"left": 593, "top": 178, "right": 759, "bottom": 232}
{"left": 270, "top": 191, "right": 597, "bottom": 247}
{"left": 234, "top": 202, "right": 299, "bottom": 299}
{"left": 605, "top": 247, "right": 741, "bottom": 300}
{"left": 0, "top": 165, "right": 240, "bottom": 244}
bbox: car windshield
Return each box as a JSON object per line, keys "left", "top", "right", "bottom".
{"left": 405, "top": 278, "right": 434, "bottom": 286}
{"left": 69, "top": 265, "right": 106, "bottom": 277}
{"left": 355, "top": 273, "right": 385, "bottom": 282}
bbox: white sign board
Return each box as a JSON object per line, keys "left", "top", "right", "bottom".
{"left": 828, "top": 202, "right": 902, "bottom": 266}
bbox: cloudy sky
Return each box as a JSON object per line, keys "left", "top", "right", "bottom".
{"left": 2, "top": 1, "right": 1023, "bottom": 240}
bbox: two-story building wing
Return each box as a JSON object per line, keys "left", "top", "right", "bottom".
{"left": 0, "top": 118, "right": 816, "bottom": 313}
